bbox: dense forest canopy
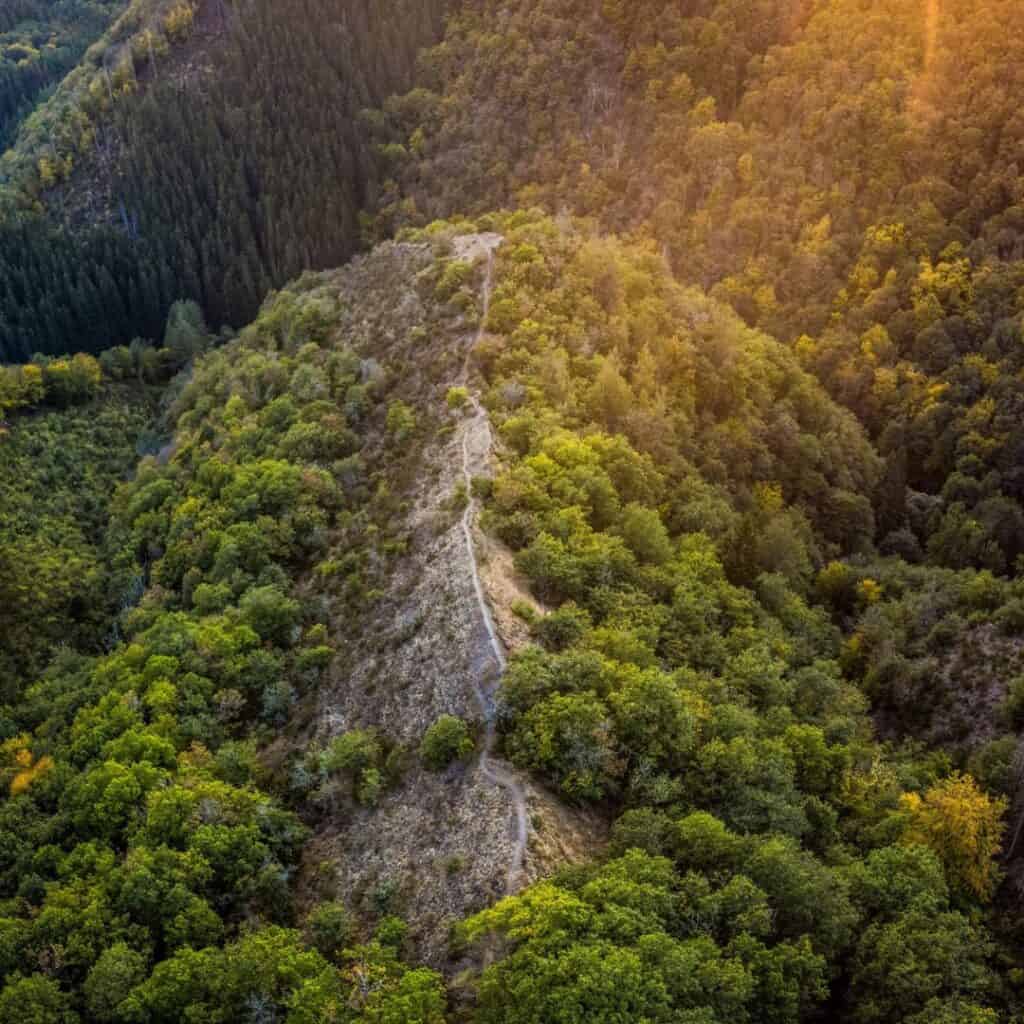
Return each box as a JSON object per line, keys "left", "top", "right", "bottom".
{"left": 0, "top": 277, "right": 455, "bottom": 1022}
{"left": 0, "top": 366, "right": 153, "bottom": 703}
{"left": 3, "top": 0, "right": 1024, "bottom": 1022}
{"left": 0, "top": 0, "right": 447, "bottom": 362}
{"left": 0, "top": 0, "right": 122, "bottom": 153}
{"left": 371, "top": 0, "right": 1024, "bottom": 576}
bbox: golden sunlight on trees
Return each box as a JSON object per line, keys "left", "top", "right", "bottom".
{"left": 2, "top": 736, "right": 53, "bottom": 797}
{"left": 900, "top": 773, "right": 1007, "bottom": 901}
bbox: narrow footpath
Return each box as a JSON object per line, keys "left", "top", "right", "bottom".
{"left": 457, "top": 237, "right": 529, "bottom": 894}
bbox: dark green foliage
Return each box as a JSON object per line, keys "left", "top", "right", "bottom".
{"left": 0, "top": 0, "right": 447, "bottom": 361}
{"left": 0, "top": 375, "right": 155, "bottom": 700}
{"left": 378, "top": 0, "right": 1024, "bottom": 573}
{"left": 306, "top": 900, "right": 356, "bottom": 962}
{"left": 419, "top": 715, "right": 474, "bottom": 770}
{"left": 0, "top": 219, "right": 172, "bottom": 361}
{"left": 0, "top": 281, "right": 444, "bottom": 1018}
{"left": 6, "top": 3, "right": 1024, "bottom": 1011}
{"left": 0, "top": 0, "right": 122, "bottom": 151}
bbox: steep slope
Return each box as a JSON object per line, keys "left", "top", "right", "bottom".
{"left": 5, "top": 2, "right": 1024, "bottom": 1019}
{"left": 0, "top": 0, "right": 184, "bottom": 196}
{"left": 0, "top": 0, "right": 124, "bottom": 153}
{"left": 278, "top": 214, "right": 886, "bottom": 962}
{"left": 248, "top": 213, "right": 891, "bottom": 970}
{"left": 282, "top": 234, "right": 600, "bottom": 961}
{"left": 3, "top": 211, "right": 1022, "bottom": 1020}
{"left": 373, "top": 0, "right": 1024, "bottom": 576}
{"left": 0, "top": 0, "right": 449, "bottom": 361}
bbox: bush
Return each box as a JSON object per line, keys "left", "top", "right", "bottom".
{"left": 240, "top": 585, "right": 301, "bottom": 644}
{"left": 386, "top": 400, "right": 417, "bottom": 444}
{"left": 609, "top": 807, "right": 674, "bottom": 856}
{"left": 419, "top": 715, "right": 474, "bottom": 770}
{"left": 511, "top": 599, "right": 538, "bottom": 624}
{"left": 322, "top": 729, "right": 385, "bottom": 805}
{"left": 618, "top": 502, "right": 673, "bottom": 565}
{"left": 995, "top": 598, "right": 1024, "bottom": 635}
{"left": 1001, "top": 675, "right": 1024, "bottom": 729}
{"left": 446, "top": 386, "right": 469, "bottom": 410}
{"left": 307, "top": 901, "right": 356, "bottom": 961}
{"left": 532, "top": 602, "right": 592, "bottom": 651}
{"left": 470, "top": 475, "right": 493, "bottom": 499}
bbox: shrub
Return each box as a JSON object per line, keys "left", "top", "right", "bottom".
{"left": 446, "top": 386, "right": 469, "bottom": 410}
{"left": 240, "top": 585, "right": 301, "bottom": 644}
{"left": 322, "top": 729, "right": 385, "bottom": 805}
{"left": 532, "top": 602, "right": 592, "bottom": 651}
{"left": 307, "top": 901, "right": 356, "bottom": 961}
{"left": 419, "top": 716, "right": 474, "bottom": 770}
{"left": 386, "top": 400, "right": 417, "bottom": 444}
{"left": 1001, "top": 675, "right": 1024, "bottom": 729}
{"left": 995, "top": 598, "right": 1024, "bottom": 635}
{"left": 511, "top": 599, "right": 538, "bottom": 624}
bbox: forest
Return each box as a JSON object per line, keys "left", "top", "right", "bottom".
{"left": 3, "top": 0, "right": 1024, "bottom": 1021}
{"left": 0, "top": 0, "right": 122, "bottom": 153}
{"left": 0, "top": 0, "right": 447, "bottom": 361}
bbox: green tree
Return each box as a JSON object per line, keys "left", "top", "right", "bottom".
{"left": 508, "top": 692, "right": 620, "bottom": 800}
{"left": 420, "top": 716, "right": 474, "bottom": 770}
{"left": 0, "top": 974, "right": 79, "bottom": 1024}
{"left": 617, "top": 503, "right": 673, "bottom": 566}
{"left": 84, "top": 942, "right": 148, "bottom": 1022}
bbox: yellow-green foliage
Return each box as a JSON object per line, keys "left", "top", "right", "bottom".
{"left": 0, "top": 0, "right": 203, "bottom": 197}
{"left": 901, "top": 773, "right": 1007, "bottom": 901}
{"left": 0, "top": 375, "right": 154, "bottom": 693}
{"left": 391, "top": 215, "right": 1019, "bottom": 1024}
{"left": 162, "top": 1, "right": 196, "bottom": 42}
{"left": 0, "top": 282, "right": 449, "bottom": 1017}
{"left": 377, "top": 0, "right": 1024, "bottom": 578}
{"left": 0, "top": 352, "right": 102, "bottom": 416}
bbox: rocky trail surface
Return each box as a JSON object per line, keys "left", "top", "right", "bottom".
{"left": 455, "top": 234, "right": 530, "bottom": 894}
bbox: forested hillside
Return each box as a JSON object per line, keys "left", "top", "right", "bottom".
{"left": 0, "top": 268, "right": 455, "bottom": 1021}
{"left": 375, "top": 0, "right": 1024, "bottom": 574}
{"left": 0, "top": 0, "right": 123, "bottom": 153}
{"left": 0, "top": 357, "right": 154, "bottom": 703}
{"left": 4, "top": 0, "right": 1024, "bottom": 1022}
{"left": 443, "top": 213, "right": 1024, "bottom": 1022}
{"left": 0, "top": 0, "right": 447, "bottom": 361}
{"left": 4, "top": 209, "right": 1022, "bottom": 1023}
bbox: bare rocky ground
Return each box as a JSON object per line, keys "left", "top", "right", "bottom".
{"left": 872, "top": 621, "right": 1024, "bottom": 754}
{"left": 293, "top": 236, "right": 604, "bottom": 965}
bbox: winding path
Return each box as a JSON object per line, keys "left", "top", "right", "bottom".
{"left": 457, "top": 238, "right": 529, "bottom": 895}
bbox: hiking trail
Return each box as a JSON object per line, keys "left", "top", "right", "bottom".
{"left": 455, "top": 233, "right": 529, "bottom": 895}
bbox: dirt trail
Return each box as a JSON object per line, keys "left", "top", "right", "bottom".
{"left": 456, "top": 234, "right": 529, "bottom": 894}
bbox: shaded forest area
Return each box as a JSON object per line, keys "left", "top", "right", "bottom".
{"left": 0, "top": 0, "right": 447, "bottom": 361}
{"left": 0, "top": 0, "right": 121, "bottom": 152}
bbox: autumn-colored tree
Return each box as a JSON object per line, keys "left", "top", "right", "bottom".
{"left": 900, "top": 773, "right": 1007, "bottom": 901}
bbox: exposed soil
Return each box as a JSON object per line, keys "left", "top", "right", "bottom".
{"left": 294, "top": 235, "right": 603, "bottom": 965}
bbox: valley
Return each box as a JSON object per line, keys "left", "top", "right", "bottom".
{"left": 1, "top": 2, "right": 1024, "bottom": 1022}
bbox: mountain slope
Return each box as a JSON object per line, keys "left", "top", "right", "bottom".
{"left": 4, "top": 2, "right": 1024, "bottom": 1020}
{"left": 0, "top": 0, "right": 448, "bottom": 362}
{"left": 0, "top": 0, "right": 124, "bottom": 154}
